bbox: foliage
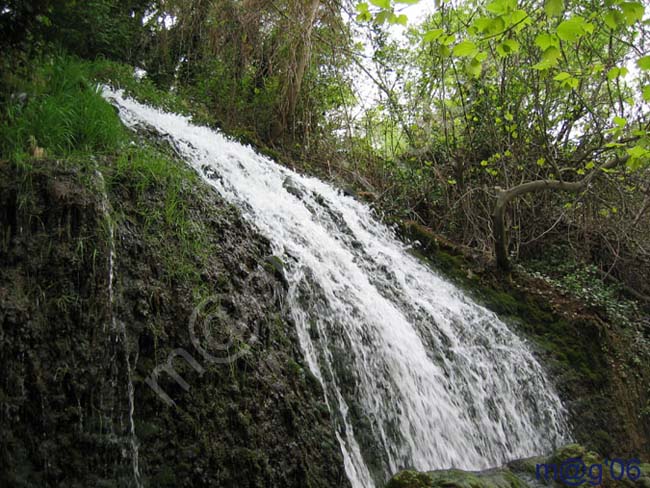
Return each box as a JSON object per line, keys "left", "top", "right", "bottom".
{"left": 525, "top": 258, "right": 640, "bottom": 326}
{"left": 138, "top": 0, "right": 354, "bottom": 152}
{"left": 0, "top": 0, "right": 151, "bottom": 61}
{"left": 346, "top": 0, "right": 650, "bottom": 296}
{"left": 0, "top": 55, "right": 126, "bottom": 163}
{"left": 86, "top": 58, "right": 196, "bottom": 116}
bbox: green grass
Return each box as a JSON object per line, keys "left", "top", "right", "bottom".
{"left": 0, "top": 53, "right": 216, "bottom": 165}
{"left": 108, "top": 143, "right": 213, "bottom": 287}
{"left": 0, "top": 55, "right": 126, "bottom": 163}
{"left": 1, "top": 52, "right": 216, "bottom": 289}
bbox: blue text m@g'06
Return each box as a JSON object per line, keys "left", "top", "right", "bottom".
{"left": 536, "top": 457, "right": 642, "bottom": 486}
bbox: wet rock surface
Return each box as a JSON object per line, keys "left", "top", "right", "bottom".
{"left": 0, "top": 158, "right": 349, "bottom": 487}
{"left": 388, "top": 444, "right": 650, "bottom": 488}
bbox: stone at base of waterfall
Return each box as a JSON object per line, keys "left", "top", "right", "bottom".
{"left": 387, "top": 444, "right": 650, "bottom": 488}
{"left": 386, "top": 467, "right": 525, "bottom": 488}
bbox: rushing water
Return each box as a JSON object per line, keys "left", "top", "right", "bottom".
{"left": 103, "top": 88, "right": 569, "bottom": 487}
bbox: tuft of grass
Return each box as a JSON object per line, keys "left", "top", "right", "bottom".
{"left": 0, "top": 55, "right": 126, "bottom": 162}
{"left": 1, "top": 52, "right": 215, "bottom": 289}
{"left": 108, "top": 143, "right": 211, "bottom": 285}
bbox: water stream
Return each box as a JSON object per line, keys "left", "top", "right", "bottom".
{"left": 103, "top": 87, "right": 569, "bottom": 487}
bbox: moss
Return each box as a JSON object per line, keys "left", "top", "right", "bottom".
{"left": 0, "top": 139, "right": 349, "bottom": 487}
{"left": 387, "top": 468, "right": 527, "bottom": 488}
{"left": 388, "top": 444, "right": 650, "bottom": 488}
{"left": 386, "top": 470, "right": 433, "bottom": 488}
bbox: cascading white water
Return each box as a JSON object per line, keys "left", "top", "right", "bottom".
{"left": 103, "top": 88, "right": 570, "bottom": 487}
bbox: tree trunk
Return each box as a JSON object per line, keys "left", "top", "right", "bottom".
{"left": 492, "top": 156, "right": 625, "bottom": 270}
{"left": 279, "top": 0, "right": 320, "bottom": 137}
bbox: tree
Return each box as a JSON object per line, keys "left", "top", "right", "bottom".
{"left": 354, "top": 0, "right": 650, "bottom": 277}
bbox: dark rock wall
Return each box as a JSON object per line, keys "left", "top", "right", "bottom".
{"left": 0, "top": 158, "right": 349, "bottom": 487}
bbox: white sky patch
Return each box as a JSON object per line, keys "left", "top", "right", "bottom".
{"left": 143, "top": 9, "right": 177, "bottom": 29}
{"left": 347, "top": 2, "right": 433, "bottom": 121}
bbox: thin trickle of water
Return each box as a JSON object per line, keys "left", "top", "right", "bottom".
{"left": 96, "top": 169, "right": 142, "bottom": 488}
{"left": 103, "top": 88, "right": 570, "bottom": 487}
{"left": 95, "top": 170, "right": 116, "bottom": 332}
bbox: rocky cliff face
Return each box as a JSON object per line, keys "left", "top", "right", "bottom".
{"left": 0, "top": 153, "right": 349, "bottom": 487}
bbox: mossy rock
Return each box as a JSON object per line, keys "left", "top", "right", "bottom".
{"left": 429, "top": 468, "right": 526, "bottom": 488}
{"left": 386, "top": 470, "right": 433, "bottom": 488}
{"left": 387, "top": 468, "right": 527, "bottom": 488}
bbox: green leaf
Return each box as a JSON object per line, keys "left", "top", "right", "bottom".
{"left": 442, "top": 34, "right": 456, "bottom": 46}
{"left": 554, "top": 71, "right": 571, "bottom": 81}
{"left": 557, "top": 17, "right": 585, "bottom": 42}
{"left": 637, "top": 56, "right": 650, "bottom": 71}
{"left": 368, "top": 0, "right": 390, "bottom": 8}
{"left": 467, "top": 58, "right": 483, "bottom": 77}
{"left": 627, "top": 145, "right": 649, "bottom": 170}
{"left": 607, "top": 67, "right": 620, "bottom": 80}
{"left": 566, "top": 77, "right": 579, "bottom": 89}
{"left": 35, "top": 14, "right": 51, "bottom": 26}
{"left": 535, "top": 33, "right": 556, "bottom": 50}
{"left": 388, "top": 13, "right": 408, "bottom": 25}
{"left": 356, "top": 11, "right": 372, "bottom": 21}
{"left": 486, "top": 0, "right": 516, "bottom": 15}
{"left": 375, "top": 10, "right": 390, "bottom": 23}
{"left": 356, "top": 2, "right": 369, "bottom": 12}
{"left": 643, "top": 86, "right": 650, "bottom": 101}
{"left": 508, "top": 10, "right": 531, "bottom": 30}
{"left": 475, "top": 51, "right": 488, "bottom": 62}
{"left": 604, "top": 9, "right": 624, "bottom": 29}
{"left": 423, "top": 29, "right": 444, "bottom": 43}
{"left": 533, "top": 46, "right": 562, "bottom": 70}
{"left": 395, "top": 0, "right": 420, "bottom": 3}
{"left": 613, "top": 116, "right": 627, "bottom": 127}
{"left": 544, "top": 0, "right": 564, "bottom": 17}
{"left": 620, "top": 2, "right": 644, "bottom": 24}
{"left": 585, "top": 161, "right": 595, "bottom": 170}
{"left": 532, "top": 46, "right": 561, "bottom": 70}
{"left": 627, "top": 145, "right": 647, "bottom": 158}
{"left": 473, "top": 17, "right": 492, "bottom": 33}
{"left": 497, "top": 39, "right": 520, "bottom": 56}
{"left": 452, "top": 40, "right": 478, "bottom": 58}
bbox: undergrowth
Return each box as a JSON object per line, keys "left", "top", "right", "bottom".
{"left": 524, "top": 256, "right": 640, "bottom": 326}
{"left": 1, "top": 52, "right": 214, "bottom": 287}
{"left": 0, "top": 55, "right": 125, "bottom": 164}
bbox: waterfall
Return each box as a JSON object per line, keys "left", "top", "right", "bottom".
{"left": 103, "top": 88, "right": 570, "bottom": 487}
{"left": 96, "top": 168, "right": 142, "bottom": 488}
